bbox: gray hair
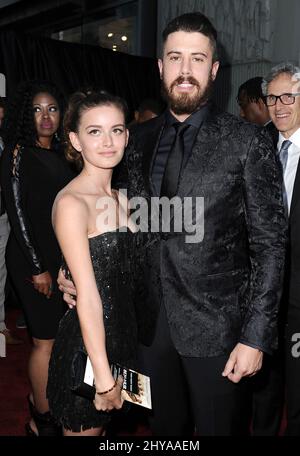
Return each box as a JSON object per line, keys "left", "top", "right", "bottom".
{"left": 261, "top": 62, "right": 300, "bottom": 95}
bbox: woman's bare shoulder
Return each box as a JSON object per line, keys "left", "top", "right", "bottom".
{"left": 55, "top": 187, "right": 83, "bottom": 207}
{"left": 52, "top": 185, "right": 88, "bottom": 224}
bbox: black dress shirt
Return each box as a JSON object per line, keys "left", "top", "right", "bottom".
{"left": 151, "top": 104, "right": 211, "bottom": 195}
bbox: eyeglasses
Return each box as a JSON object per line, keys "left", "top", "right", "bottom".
{"left": 265, "top": 92, "right": 300, "bottom": 106}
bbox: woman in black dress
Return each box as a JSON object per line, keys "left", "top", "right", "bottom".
{"left": 1, "top": 81, "right": 75, "bottom": 435}
{"left": 47, "top": 91, "right": 138, "bottom": 435}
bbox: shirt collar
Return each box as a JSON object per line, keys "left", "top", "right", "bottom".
{"left": 165, "top": 102, "right": 211, "bottom": 128}
{"left": 278, "top": 128, "right": 300, "bottom": 150}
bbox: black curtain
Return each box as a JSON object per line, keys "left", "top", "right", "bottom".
{"left": 0, "top": 30, "right": 161, "bottom": 118}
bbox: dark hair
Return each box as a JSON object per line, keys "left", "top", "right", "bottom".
{"left": 2, "top": 80, "right": 64, "bottom": 148}
{"left": 137, "top": 98, "right": 164, "bottom": 116}
{"left": 64, "top": 89, "right": 128, "bottom": 169}
{"left": 237, "top": 77, "right": 264, "bottom": 104}
{"left": 162, "top": 12, "right": 218, "bottom": 62}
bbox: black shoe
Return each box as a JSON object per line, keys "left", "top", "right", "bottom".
{"left": 25, "top": 422, "right": 38, "bottom": 436}
{"left": 27, "top": 395, "right": 61, "bottom": 436}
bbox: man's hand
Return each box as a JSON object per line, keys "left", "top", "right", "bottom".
{"left": 222, "top": 343, "right": 263, "bottom": 383}
{"left": 57, "top": 268, "right": 77, "bottom": 308}
{"left": 32, "top": 271, "right": 53, "bottom": 298}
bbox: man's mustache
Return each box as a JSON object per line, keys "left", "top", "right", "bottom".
{"left": 170, "top": 76, "right": 200, "bottom": 91}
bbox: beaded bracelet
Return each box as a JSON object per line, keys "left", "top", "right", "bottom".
{"left": 96, "top": 379, "right": 117, "bottom": 396}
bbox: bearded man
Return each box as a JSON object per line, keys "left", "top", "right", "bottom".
{"left": 59, "top": 12, "right": 287, "bottom": 436}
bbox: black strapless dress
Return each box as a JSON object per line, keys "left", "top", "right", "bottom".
{"left": 47, "top": 229, "right": 138, "bottom": 432}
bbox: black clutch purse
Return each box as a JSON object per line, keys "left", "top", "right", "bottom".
{"left": 70, "top": 349, "right": 96, "bottom": 401}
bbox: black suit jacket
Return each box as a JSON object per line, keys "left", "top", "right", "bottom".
{"left": 288, "top": 152, "right": 300, "bottom": 306}
{"left": 119, "top": 108, "right": 287, "bottom": 357}
{"left": 264, "top": 121, "right": 279, "bottom": 149}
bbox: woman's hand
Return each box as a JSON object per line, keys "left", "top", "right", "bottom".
{"left": 32, "top": 271, "right": 53, "bottom": 298}
{"left": 93, "top": 375, "right": 124, "bottom": 412}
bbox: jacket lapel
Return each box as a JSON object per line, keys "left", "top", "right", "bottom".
{"left": 141, "top": 117, "right": 165, "bottom": 196}
{"left": 178, "top": 110, "right": 223, "bottom": 198}
{"left": 290, "top": 157, "right": 300, "bottom": 215}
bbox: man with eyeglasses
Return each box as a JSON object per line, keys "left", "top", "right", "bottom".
{"left": 262, "top": 62, "right": 300, "bottom": 436}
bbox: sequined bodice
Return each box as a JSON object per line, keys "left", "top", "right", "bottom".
{"left": 62, "top": 229, "right": 137, "bottom": 364}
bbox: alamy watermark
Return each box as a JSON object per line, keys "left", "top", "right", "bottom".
{"left": 95, "top": 189, "right": 204, "bottom": 244}
{"left": 291, "top": 333, "right": 300, "bottom": 358}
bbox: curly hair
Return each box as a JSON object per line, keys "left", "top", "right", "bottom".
{"left": 2, "top": 80, "right": 65, "bottom": 149}
{"left": 64, "top": 89, "right": 128, "bottom": 170}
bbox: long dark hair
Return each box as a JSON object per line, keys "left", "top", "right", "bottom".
{"left": 2, "top": 80, "right": 65, "bottom": 149}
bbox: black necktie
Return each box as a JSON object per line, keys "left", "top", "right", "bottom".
{"left": 160, "top": 122, "right": 189, "bottom": 198}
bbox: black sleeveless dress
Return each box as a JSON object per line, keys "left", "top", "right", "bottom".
{"left": 47, "top": 229, "right": 138, "bottom": 432}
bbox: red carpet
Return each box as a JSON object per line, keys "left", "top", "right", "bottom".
{"left": 1, "top": 308, "right": 286, "bottom": 436}
{"left": 0, "top": 309, "right": 31, "bottom": 436}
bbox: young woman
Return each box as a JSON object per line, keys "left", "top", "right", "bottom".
{"left": 1, "top": 81, "right": 75, "bottom": 435}
{"left": 47, "top": 91, "right": 138, "bottom": 436}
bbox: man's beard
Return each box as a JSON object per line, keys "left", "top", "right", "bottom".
{"left": 161, "top": 74, "right": 214, "bottom": 115}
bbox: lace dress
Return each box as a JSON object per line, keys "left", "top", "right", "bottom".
{"left": 47, "top": 229, "right": 138, "bottom": 431}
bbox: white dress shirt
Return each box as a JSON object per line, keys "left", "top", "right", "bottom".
{"left": 277, "top": 129, "right": 300, "bottom": 214}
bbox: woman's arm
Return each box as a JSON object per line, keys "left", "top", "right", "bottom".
{"left": 53, "top": 193, "right": 123, "bottom": 411}
{"left": 1, "top": 146, "right": 52, "bottom": 296}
